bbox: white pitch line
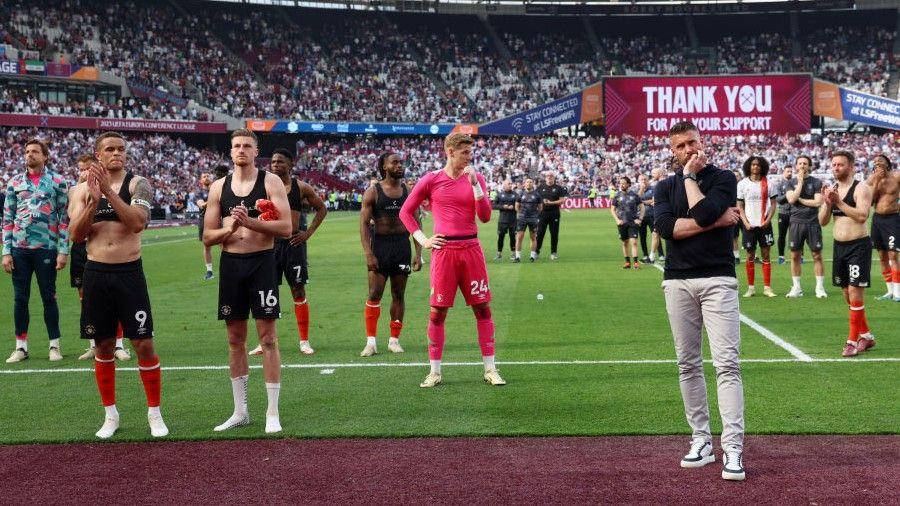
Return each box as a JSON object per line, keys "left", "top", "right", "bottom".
{"left": 652, "top": 263, "right": 813, "bottom": 361}
{"left": 2, "top": 357, "right": 898, "bottom": 375}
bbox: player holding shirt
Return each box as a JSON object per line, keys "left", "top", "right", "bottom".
{"left": 493, "top": 180, "right": 517, "bottom": 261}
{"left": 514, "top": 178, "right": 542, "bottom": 263}
{"left": 818, "top": 150, "right": 876, "bottom": 357}
{"left": 360, "top": 152, "right": 422, "bottom": 357}
{"left": 737, "top": 156, "right": 777, "bottom": 297}
{"left": 866, "top": 154, "right": 899, "bottom": 301}
{"left": 399, "top": 133, "right": 505, "bottom": 388}
{"left": 68, "top": 132, "right": 166, "bottom": 439}
{"left": 203, "top": 130, "right": 292, "bottom": 434}
{"left": 248, "top": 148, "right": 327, "bottom": 356}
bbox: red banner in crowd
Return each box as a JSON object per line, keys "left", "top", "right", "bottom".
{"left": 0, "top": 113, "right": 227, "bottom": 133}
{"left": 604, "top": 75, "right": 811, "bottom": 135}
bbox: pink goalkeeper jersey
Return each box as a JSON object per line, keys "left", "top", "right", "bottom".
{"left": 400, "top": 169, "right": 491, "bottom": 237}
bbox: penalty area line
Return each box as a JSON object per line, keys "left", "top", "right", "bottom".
{"left": 652, "top": 263, "right": 813, "bottom": 362}
{"left": 2, "top": 357, "right": 898, "bottom": 375}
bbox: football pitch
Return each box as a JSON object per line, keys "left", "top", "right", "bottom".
{"left": 0, "top": 211, "right": 897, "bottom": 444}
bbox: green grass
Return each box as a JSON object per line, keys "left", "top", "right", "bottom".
{"left": 0, "top": 211, "right": 897, "bottom": 444}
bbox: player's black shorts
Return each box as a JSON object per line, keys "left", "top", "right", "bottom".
{"left": 617, "top": 223, "right": 639, "bottom": 241}
{"left": 517, "top": 218, "right": 539, "bottom": 233}
{"left": 372, "top": 233, "right": 412, "bottom": 277}
{"left": 788, "top": 221, "right": 823, "bottom": 252}
{"left": 69, "top": 241, "right": 87, "bottom": 288}
{"left": 219, "top": 249, "right": 280, "bottom": 320}
{"left": 274, "top": 238, "right": 308, "bottom": 288}
{"left": 832, "top": 237, "right": 872, "bottom": 288}
{"left": 871, "top": 212, "right": 898, "bottom": 252}
{"left": 81, "top": 259, "right": 153, "bottom": 341}
{"left": 742, "top": 225, "right": 775, "bottom": 251}
{"left": 497, "top": 220, "right": 515, "bottom": 234}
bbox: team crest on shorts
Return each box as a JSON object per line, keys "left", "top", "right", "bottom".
{"left": 85, "top": 325, "right": 95, "bottom": 335}
{"left": 833, "top": 276, "right": 841, "bottom": 285}
{"left": 221, "top": 305, "right": 232, "bottom": 316}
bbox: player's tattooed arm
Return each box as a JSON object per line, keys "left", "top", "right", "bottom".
{"left": 110, "top": 175, "right": 151, "bottom": 232}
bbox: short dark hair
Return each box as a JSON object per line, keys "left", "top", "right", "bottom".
{"left": 376, "top": 152, "right": 394, "bottom": 179}
{"left": 271, "top": 148, "right": 293, "bottom": 161}
{"left": 668, "top": 121, "right": 698, "bottom": 137}
{"left": 742, "top": 156, "right": 770, "bottom": 178}
{"left": 25, "top": 138, "right": 49, "bottom": 157}
{"left": 94, "top": 131, "right": 125, "bottom": 151}
{"left": 230, "top": 129, "right": 258, "bottom": 145}
{"left": 874, "top": 153, "right": 893, "bottom": 170}
{"left": 832, "top": 150, "right": 855, "bottom": 165}
{"left": 619, "top": 176, "right": 631, "bottom": 185}
{"left": 214, "top": 165, "right": 229, "bottom": 179}
{"left": 795, "top": 155, "right": 812, "bottom": 166}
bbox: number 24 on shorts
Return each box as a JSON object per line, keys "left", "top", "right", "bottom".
{"left": 258, "top": 290, "right": 278, "bottom": 307}
{"left": 470, "top": 279, "right": 489, "bottom": 295}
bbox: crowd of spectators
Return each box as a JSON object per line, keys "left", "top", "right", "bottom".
{"left": 1, "top": 127, "right": 895, "bottom": 220}
{"left": 2, "top": 1, "right": 893, "bottom": 123}
{"left": 0, "top": 88, "right": 210, "bottom": 121}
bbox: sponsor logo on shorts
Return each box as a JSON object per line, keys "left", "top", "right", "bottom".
{"left": 221, "top": 305, "right": 232, "bottom": 316}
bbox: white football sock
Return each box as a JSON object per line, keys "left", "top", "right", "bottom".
{"left": 205, "top": 263, "right": 213, "bottom": 272}
{"left": 792, "top": 276, "right": 801, "bottom": 289}
{"left": 430, "top": 360, "right": 442, "bottom": 375}
{"left": 16, "top": 338, "right": 27, "bottom": 352}
{"left": 105, "top": 405, "right": 119, "bottom": 419}
{"left": 231, "top": 375, "right": 249, "bottom": 415}
{"left": 265, "top": 382, "right": 280, "bottom": 417}
{"left": 483, "top": 355, "right": 496, "bottom": 371}
{"left": 366, "top": 336, "right": 377, "bottom": 346}
{"left": 49, "top": 338, "right": 59, "bottom": 349}
{"left": 115, "top": 337, "right": 124, "bottom": 349}
{"left": 815, "top": 276, "right": 824, "bottom": 289}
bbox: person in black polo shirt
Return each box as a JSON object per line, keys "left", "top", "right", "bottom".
{"left": 535, "top": 172, "right": 567, "bottom": 260}
{"left": 493, "top": 180, "right": 517, "bottom": 261}
{"left": 654, "top": 121, "right": 746, "bottom": 481}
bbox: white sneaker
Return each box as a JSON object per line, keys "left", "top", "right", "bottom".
{"left": 722, "top": 447, "right": 746, "bottom": 481}
{"left": 785, "top": 287, "right": 804, "bottom": 298}
{"left": 763, "top": 287, "right": 777, "bottom": 297}
{"left": 550, "top": 253, "right": 558, "bottom": 261}
{"left": 743, "top": 286, "right": 756, "bottom": 298}
{"left": 265, "top": 415, "right": 282, "bottom": 434}
{"left": 95, "top": 416, "right": 120, "bottom": 439}
{"left": 5, "top": 348, "right": 28, "bottom": 363}
{"left": 680, "top": 440, "right": 715, "bottom": 468}
{"left": 78, "top": 347, "right": 96, "bottom": 360}
{"left": 360, "top": 343, "right": 377, "bottom": 357}
{"left": 483, "top": 368, "right": 507, "bottom": 386}
{"left": 815, "top": 288, "right": 828, "bottom": 299}
{"left": 420, "top": 372, "right": 442, "bottom": 388}
{"left": 214, "top": 412, "right": 250, "bottom": 432}
{"left": 299, "top": 341, "right": 315, "bottom": 355}
{"left": 114, "top": 347, "right": 131, "bottom": 361}
{"left": 248, "top": 345, "right": 263, "bottom": 356}
{"left": 148, "top": 413, "right": 169, "bottom": 437}
{"left": 48, "top": 347, "right": 63, "bottom": 361}
{"left": 387, "top": 339, "right": 404, "bottom": 353}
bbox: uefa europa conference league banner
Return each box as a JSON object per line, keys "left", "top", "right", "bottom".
{"left": 604, "top": 75, "right": 811, "bottom": 135}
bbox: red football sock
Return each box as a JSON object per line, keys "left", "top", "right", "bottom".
{"left": 115, "top": 323, "right": 123, "bottom": 339}
{"left": 138, "top": 356, "right": 161, "bottom": 408}
{"left": 427, "top": 309, "right": 446, "bottom": 360}
{"left": 294, "top": 298, "right": 309, "bottom": 341}
{"left": 745, "top": 260, "right": 755, "bottom": 285}
{"left": 851, "top": 300, "right": 870, "bottom": 335}
{"left": 389, "top": 320, "right": 403, "bottom": 339}
{"left": 848, "top": 300, "right": 865, "bottom": 342}
{"left": 762, "top": 261, "right": 771, "bottom": 287}
{"left": 882, "top": 269, "right": 893, "bottom": 283}
{"left": 94, "top": 354, "right": 116, "bottom": 407}
{"left": 364, "top": 299, "right": 380, "bottom": 337}
{"left": 893, "top": 269, "right": 900, "bottom": 284}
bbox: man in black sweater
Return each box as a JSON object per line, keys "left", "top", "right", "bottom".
{"left": 653, "top": 121, "right": 745, "bottom": 481}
